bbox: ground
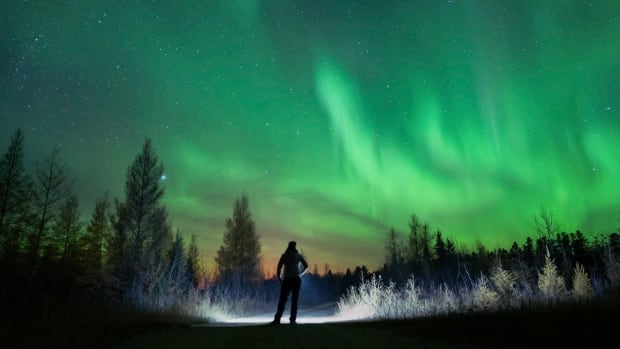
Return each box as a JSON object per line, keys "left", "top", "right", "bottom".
{"left": 109, "top": 322, "right": 454, "bottom": 349}
{"left": 108, "top": 299, "right": 619, "bottom": 349}
{"left": 4, "top": 297, "right": 618, "bottom": 349}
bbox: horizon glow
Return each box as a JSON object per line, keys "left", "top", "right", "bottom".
{"left": 2, "top": 1, "right": 619, "bottom": 273}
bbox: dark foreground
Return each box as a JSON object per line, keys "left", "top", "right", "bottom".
{"left": 110, "top": 299, "right": 620, "bottom": 349}
{"left": 4, "top": 295, "right": 619, "bottom": 349}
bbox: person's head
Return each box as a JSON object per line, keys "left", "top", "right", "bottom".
{"left": 287, "top": 241, "right": 297, "bottom": 251}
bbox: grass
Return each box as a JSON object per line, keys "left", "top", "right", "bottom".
{"left": 1, "top": 301, "right": 203, "bottom": 349}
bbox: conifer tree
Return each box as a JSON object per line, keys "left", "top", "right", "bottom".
{"left": 434, "top": 230, "right": 447, "bottom": 268}
{"left": 406, "top": 214, "right": 423, "bottom": 271}
{"left": 81, "top": 193, "right": 111, "bottom": 293}
{"left": 570, "top": 230, "right": 589, "bottom": 267}
{"left": 215, "top": 192, "right": 262, "bottom": 288}
{"left": 186, "top": 234, "right": 203, "bottom": 289}
{"left": 109, "top": 139, "right": 172, "bottom": 300}
{"left": 162, "top": 230, "right": 188, "bottom": 299}
{"left": 50, "top": 194, "right": 82, "bottom": 262}
{"left": 571, "top": 263, "right": 594, "bottom": 300}
{"left": 384, "top": 227, "right": 400, "bottom": 271}
{"left": 0, "top": 128, "right": 33, "bottom": 259}
{"left": 538, "top": 247, "right": 566, "bottom": 301}
{"left": 420, "top": 223, "right": 433, "bottom": 280}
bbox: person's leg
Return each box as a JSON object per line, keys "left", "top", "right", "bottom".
{"left": 273, "top": 279, "right": 293, "bottom": 323}
{"left": 289, "top": 276, "right": 302, "bottom": 323}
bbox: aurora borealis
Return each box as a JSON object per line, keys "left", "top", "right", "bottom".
{"left": 2, "top": 1, "right": 619, "bottom": 272}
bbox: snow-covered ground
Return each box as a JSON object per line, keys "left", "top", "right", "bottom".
{"left": 209, "top": 302, "right": 343, "bottom": 326}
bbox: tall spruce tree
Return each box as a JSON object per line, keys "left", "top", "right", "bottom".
{"left": 434, "top": 230, "right": 447, "bottom": 269}
{"left": 406, "top": 213, "right": 423, "bottom": 271}
{"left": 81, "top": 193, "right": 111, "bottom": 293}
{"left": 420, "top": 222, "right": 433, "bottom": 281}
{"left": 0, "top": 128, "right": 33, "bottom": 259}
{"left": 109, "top": 139, "right": 172, "bottom": 300}
{"left": 384, "top": 227, "right": 401, "bottom": 276}
{"left": 163, "top": 230, "right": 188, "bottom": 298}
{"left": 215, "top": 192, "right": 262, "bottom": 288}
{"left": 49, "top": 194, "right": 82, "bottom": 262}
{"left": 186, "top": 234, "right": 203, "bottom": 289}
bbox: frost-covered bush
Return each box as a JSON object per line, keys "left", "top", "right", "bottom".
{"left": 335, "top": 274, "right": 385, "bottom": 321}
{"left": 604, "top": 248, "right": 620, "bottom": 289}
{"left": 470, "top": 275, "right": 499, "bottom": 312}
{"left": 490, "top": 264, "right": 517, "bottom": 301}
{"left": 336, "top": 275, "right": 434, "bottom": 321}
{"left": 571, "top": 263, "right": 594, "bottom": 301}
{"left": 538, "top": 249, "right": 567, "bottom": 302}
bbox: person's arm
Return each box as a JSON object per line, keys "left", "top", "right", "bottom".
{"left": 299, "top": 255, "right": 309, "bottom": 276}
{"left": 276, "top": 255, "right": 284, "bottom": 281}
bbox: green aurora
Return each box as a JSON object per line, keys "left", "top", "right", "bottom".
{"left": 2, "top": 1, "right": 619, "bottom": 272}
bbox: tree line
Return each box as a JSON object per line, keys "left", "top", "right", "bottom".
{"left": 266, "top": 211, "right": 620, "bottom": 307}
{"left": 379, "top": 212, "right": 620, "bottom": 294}
{"left": 0, "top": 129, "right": 206, "bottom": 311}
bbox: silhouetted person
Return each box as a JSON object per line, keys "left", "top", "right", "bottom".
{"left": 270, "top": 241, "right": 308, "bottom": 325}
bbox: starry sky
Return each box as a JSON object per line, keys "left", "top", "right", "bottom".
{"left": 2, "top": 1, "right": 619, "bottom": 273}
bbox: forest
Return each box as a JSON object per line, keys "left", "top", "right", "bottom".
{"left": 1, "top": 128, "right": 619, "bottom": 347}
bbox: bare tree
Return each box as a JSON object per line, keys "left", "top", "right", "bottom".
{"left": 533, "top": 206, "right": 560, "bottom": 240}
{"left": 26, "top": 148, "right": 71, "bottom": 297}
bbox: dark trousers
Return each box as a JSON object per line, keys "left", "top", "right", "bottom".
{"left": 274, "top": 276, "right": 301, "bottom": 322}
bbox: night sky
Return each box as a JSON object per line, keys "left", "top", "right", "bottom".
{"left": 2, "top": 1, "right": 619, "bottom": 273}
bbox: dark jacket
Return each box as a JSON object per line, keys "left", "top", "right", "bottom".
{"left": 277, "top": 248, "right": 308, "bottom": 279}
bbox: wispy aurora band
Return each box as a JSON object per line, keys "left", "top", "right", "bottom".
{"left": 314, "top": 55, "right": 619, "bottom": 249}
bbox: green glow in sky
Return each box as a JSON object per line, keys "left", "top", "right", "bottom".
{"left": 2, "top": 1, "right": 619, "bottom": 271}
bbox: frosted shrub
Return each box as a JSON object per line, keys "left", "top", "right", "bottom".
{"left": 572, "top": 263, "right": 594, "bottom": 301}
{"left": 336, "top": 274, "right": 431, "bottom": 321}
{"left": 375, "top": 281, "right": 399, "bottom": 319}
{"left": 196, "top": 294, "right": 232, "bottom": 322}
{"left": 401, "top": 276, "right": 428, "bottom": 317}
{"left": 336, "top": 275, "right": 384, "bottom": 321}
{"left": 471, "top": 275, "right": 499, "bottom": 312}
{"left": 538, "top": 249, "right": 567, "bottom": 302}
{"left": 335, "top": 248, "right": 608, "bottom": 322}
{"left": 195, "top": 289, "right": 254, "bottom": 322}
{"left": 385, "top": 275, "right": 428, "bottom": 319}
{"left": 428, "top": 283, "right": 458, "bottom": 315}
{"left": 604, "top": 248, "right": 620, "bottom": 289}
{"left": 490, "top": 264, "right": 517, "bottom": 303}
{"left": 194, "top": 284, "right": 275, "bottom": 322}
{"left": 513, "top": 269, "right": 538, "bottom": 304}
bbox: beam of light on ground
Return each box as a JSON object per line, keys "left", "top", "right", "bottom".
{"left": 209, "top": 302, "right": 356, "bottom": 326}
{"left": 218, "top": 314, "right": 345, "bottom": 325}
